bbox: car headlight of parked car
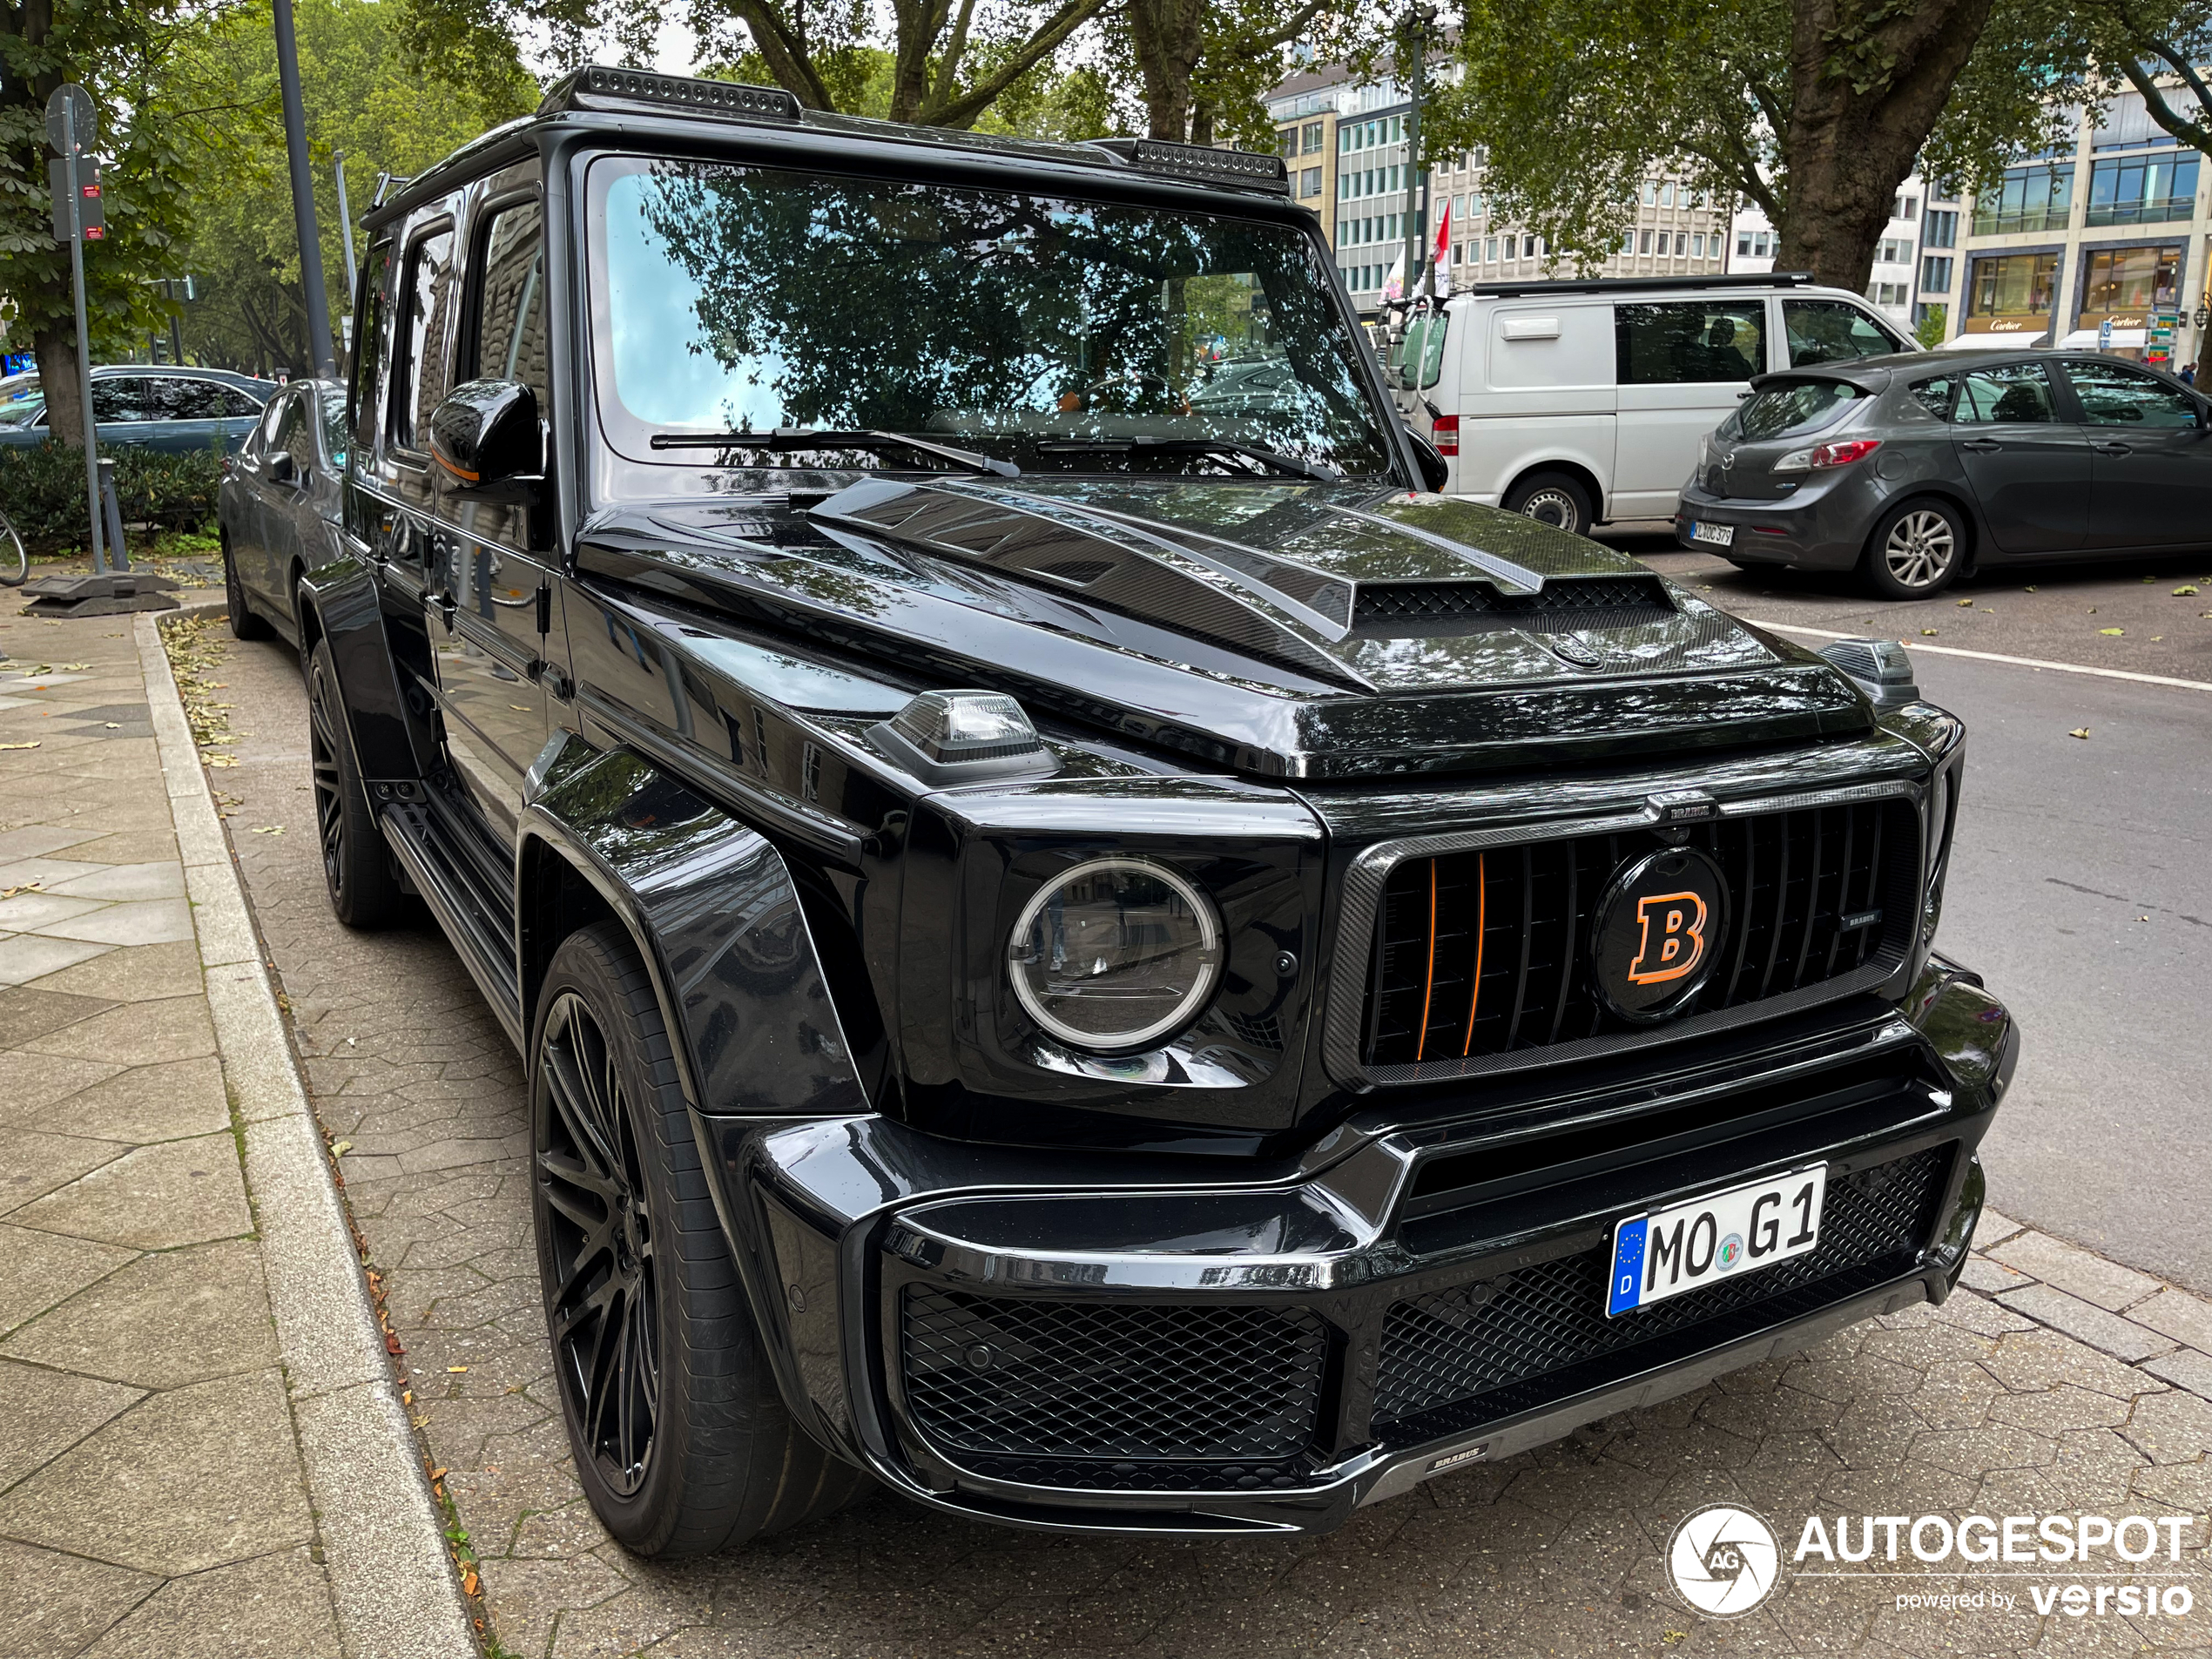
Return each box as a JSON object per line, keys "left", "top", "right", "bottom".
{"left": 1007, "top": 858, "right": 1224, "bottom": 1051}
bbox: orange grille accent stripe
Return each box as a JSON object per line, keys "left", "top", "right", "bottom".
{"left": 1415, "top": 858, "right": 1438, "bottom": 1061}
{"left": 1461, "top": 852, "right": 1487, "bottom": 1055}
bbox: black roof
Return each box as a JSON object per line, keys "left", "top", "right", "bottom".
{"left": 368, "top": 65, "right": 1293, "bottom": 232}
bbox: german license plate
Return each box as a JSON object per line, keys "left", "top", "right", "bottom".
{"left": 1690, "top": 520, "right": 1735, "bottom": 547}
{"left": 1606, "top": 1165, "right": 1827, "bottom": 1316}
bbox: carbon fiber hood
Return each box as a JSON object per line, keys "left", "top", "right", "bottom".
{"left": 581, "top": 480, "right": 1873, "bottom": 778}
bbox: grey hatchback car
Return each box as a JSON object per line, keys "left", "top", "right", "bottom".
{"left": 1675, "top": 347, "right": 2212, "bottom": 597}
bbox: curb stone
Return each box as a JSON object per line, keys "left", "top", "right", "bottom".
{"left": 136, "top": 609, "right": 476, "bottom": 1659}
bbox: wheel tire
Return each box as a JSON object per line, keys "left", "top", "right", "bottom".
{"left": 307, "top": 636, "right": 404, "bottom": 928}
{"left": 1502, "top": 471, "right": 1595, "bottom": 536}
{"left": 224, "top": 535, "right": 273, "bottom": 640}
{"left": 1862, "top": 497, "right": 1966, "bottom": 600}
{"left": 532, "top": 921, "right": 873, "bottom": 1559}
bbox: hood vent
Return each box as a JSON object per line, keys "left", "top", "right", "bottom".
{"left": 1352, "top": 575, "right": 1675, "bottom": 637}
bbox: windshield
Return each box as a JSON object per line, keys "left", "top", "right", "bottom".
{"left": 0, "top": 374, "right": 43, "bottom": 428}
{"left": 588, "top": 158, "right": 1393, "bottom": 480}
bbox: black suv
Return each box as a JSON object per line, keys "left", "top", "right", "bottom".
{"left": 300, "top": 65, "right": 2013, "bottom": 1558}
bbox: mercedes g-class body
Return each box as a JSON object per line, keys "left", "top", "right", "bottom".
{"left": 285, "top": 64, "right": 2014, "bottom": 1557}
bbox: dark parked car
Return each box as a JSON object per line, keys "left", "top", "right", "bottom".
{"left": 219, "top": 377, "right": 348, "bottom": 644}
{"left": 1676, "top": 347, "right": 2212, "bottom": 597}
{"left": 296, "top": 66, "right": 2012, "bottom": 1558}
{"left": 0, "top": 364, "right": 273, "bottom": 454}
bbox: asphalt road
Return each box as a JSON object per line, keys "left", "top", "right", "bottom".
{"left": 1617, "top": 536, "right": 2212, "bottom": 1294}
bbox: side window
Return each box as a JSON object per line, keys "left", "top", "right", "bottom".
{"left": 472, "top": 199, "right": 549, "bottom": 412}
{"left": 89, "top": 379, "right": 148, "bottom": 423}
{"left": 2065, "top": 361, "right": 2199, "bottom": 428}
{"left": 1956, "top": 362, "right": 2058, "bottom": 424}
{"left": 273, "top": 395, "right": 312, "bottom": 461}
{"left": 1908, "top": 375, "right": 1956, "bottom": 420}
{"left": 319, "top": 394, "right": 351, "bottom": 468}
{"left": 219, "top": 388, "right": 261, "bottom": 418}
{"left": 352, "top": 240, "right": 393, "bottom": 453}
{"left": 392, "top": 226, "right": 456, "bottom": 451}
{"left": 1784, "top": 300, "right": 1902, "bottom": 368}
{"left": 147, "top": 378, "right": 228, "bottom": 421}
{"left": 1615, "top": 302, "right": 1764, "bottom": 383}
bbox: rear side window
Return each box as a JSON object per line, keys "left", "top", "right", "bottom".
{"left": 1616, "top": 302, "right": 1764, "bottom": 383}
{"left": 1734, "top": 378, "right": 1861, "bottom": 440}
{"left": 1784, "top": 300, "right": 1902, "bottom": 368}
{"left": 1909, "top": 375, "right": 1956, "bottom": 419}
{"left": 1956, "top": 362, "right": 2058, "bottom": 424}
{"left": 146, "top": 378, "right": 228, "bottom": 421}
{"left": 351, "top": 240, "right": 392, "bottom": 453}
{"left": 393, "top": 226, "right": 456, "bottom": 450}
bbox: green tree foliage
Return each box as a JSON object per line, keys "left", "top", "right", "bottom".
{"left": 177, "top": 0, "right": 536, "bottom": 374}
{"left": 0, "top": 0, "right": 257, "bottom": 444}
{"left": 1429, "top": 0, "right": 2085, "bottom": 287}
{"left": 1121, "top": 0, "right": 1381, "bottom": 147}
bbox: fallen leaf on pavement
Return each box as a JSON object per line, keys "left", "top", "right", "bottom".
{"left": 252, "top": 826, "right": 284, "bottom": 835}
{"left": 2025, "top": 585, "right": 2038, "bottom": 592}
{"left": 385, "top": 1332, "right": 406, "bottom": 1355}
{"left": 2099, "top": 627, "right": 2124, "bottom": 636}
{"left": 448, "top": 1366, "right": 469, "bottom": 1373}
{"left": 1920, "top": 629, "right": 1938, "bottom": 636}
{"left": 1955, "top": 597, "right": 1973, "bottom": 607}
{"left": 2175, "top": 585, "right": 2200, "bottom": 597}
{"left": 0, "top": 740, "right": 39, "bottom": 750}
{"left": 428, "top": 1467, "right": 448, "bottom": 1481}
{"left": 329, "top": 1139, "right": 352, "bottom": 1157}
{"left": 0, "top": 881, "right": 43, "bottom": 899}
{"left": 462, "top": 1569, "right": 480, "bottom": 1598}
{"left": 2069, "top": 728, "right": 2090, "bottom": 738}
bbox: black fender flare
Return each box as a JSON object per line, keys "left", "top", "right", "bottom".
{"left": 294, "top": 550, "right": 421, "bottom": 781}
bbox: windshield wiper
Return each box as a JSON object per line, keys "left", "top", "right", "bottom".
{"left": 648, "top": 426, "right": 1019, "bottom": 479}
{"left": 1036, "top": 435, "right": 1342, "bottom": 482}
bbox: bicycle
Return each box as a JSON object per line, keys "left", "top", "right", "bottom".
{"left": 0, "top": 505, "right": 24, "bottom": 587}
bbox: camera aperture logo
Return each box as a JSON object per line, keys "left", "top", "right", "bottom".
{"left": 1669, "top": 1504, "right": 1781, "bottom": 1617}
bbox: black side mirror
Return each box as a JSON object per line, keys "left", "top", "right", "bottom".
{"left": 1405, "top": 427, "right": 1450, "bottom": 493}
{"left": 267, "top": 449, "right": 297, "bottom": 486}
{"left": 429, "top": 379, "right": 542, "bottom": 498}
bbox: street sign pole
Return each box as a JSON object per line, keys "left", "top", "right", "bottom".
{"left": 47, "top": 85, "right": 105, "bottom": 576}
{"left": 273, "top": 0, "right": 337, "bottom": 379}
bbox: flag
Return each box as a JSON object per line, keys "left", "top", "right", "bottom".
{"left": 1431, "top": 197, "right": 1453, "bottom": 298}
{"left": 1380, "top": 248, "right": 1406, "bottom": 303}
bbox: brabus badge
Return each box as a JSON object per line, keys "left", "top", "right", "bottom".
{"left": 1591, "top": 846, "right": 1730, "bottom": 1023}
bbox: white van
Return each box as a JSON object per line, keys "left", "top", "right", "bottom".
{"left": 1393, "top": 274, "right": 1917, "bottom": 534}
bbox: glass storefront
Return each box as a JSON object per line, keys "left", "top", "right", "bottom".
{"left": 2086, "top": 149, "right": 2199, "bottom": 226}
{"left": 2081, "top": 245, "right": 2182, "bottom": 315}
{"left": 1965, "top": 253, "right": 2059, "bottom": 341}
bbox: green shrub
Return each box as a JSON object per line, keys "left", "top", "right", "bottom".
{"left": 0, "top": 441, "right": 225, "bottom": 555}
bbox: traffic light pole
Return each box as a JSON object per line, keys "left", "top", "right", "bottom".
{"left": 64, "top": 144, "right": 105, "bottom": 576}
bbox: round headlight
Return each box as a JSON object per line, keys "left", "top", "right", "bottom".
{"left": 1007, "top": 859, "right": 1223, "bottom": 1051}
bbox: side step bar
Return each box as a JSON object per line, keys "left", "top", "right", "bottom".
{"left": 379, "top": 802, "right": 524, "bottom": 1049}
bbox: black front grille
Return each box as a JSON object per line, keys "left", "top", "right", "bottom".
{"left": 900, "top": 1289, "right": 1328, "bottom": 1466}
{"left": 1372, "top": 1144, "right": 1950, "bottom": 1442}
{"left": 1353, "top": 575, "right": 1673, "bottom": 635}
{"left": 1363, "top": 797, "right": 1916, "bottom": 1069}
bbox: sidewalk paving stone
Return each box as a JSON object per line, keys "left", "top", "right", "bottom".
{"left": 0, "top": 604, "right": 469, "bottom": 1659}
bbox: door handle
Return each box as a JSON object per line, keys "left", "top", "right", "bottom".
{"left": 1959, "top": 439, "right": 2002, "bottom": 452}
{"left": 2093, "top": 442, "right": 2133, "bottom": 456}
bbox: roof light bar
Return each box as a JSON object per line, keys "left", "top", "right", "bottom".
{"left": 1092, "top": 138, "right": 1290, "bottom": 193}
{"left": 543, "top": 66, "right": 802, "bottom": 125}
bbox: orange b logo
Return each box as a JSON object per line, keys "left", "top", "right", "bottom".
{"left": 1627, "top": 891, "right": 1708, "bottom": 985}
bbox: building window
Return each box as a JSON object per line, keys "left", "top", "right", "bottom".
{"left": 1303, "top": 122, "right": 1323, "bottom": 155}
{"left": 1675, "top": 231, "right": 1688, "bottom": 255}
{"left": 1972, "top": 165, "right": 2074, "bottom": 235}
{"left": 2086, "top": 149, "right": 2199, "bottom": 226}
{"left": 1300, "top": 167, "right": 1321, "bottom": 199}
{"left": 1736, "top": 228, "right": 1773, "bottom": 259}
{"left": 1639, "top": 229, "right": 1653, "bottom": 253}
{"left": 1895, "top": 195, "right": 1919, "bottom": 220}
{"left": 2082, "top": 245, "right": 2183, "bottom": 315}
{"left": 1924, "top": 209, "right": 1957, "bottom": 248}
{"left": 1878, "top": 237, "right": 1914, "bottom": 264}
{"left": 1921, "top": 255, "right": 1953, "bottom": 293}
{"left": 1486, "top": 237, "right": 1498, "bottom": 261}
{"left": 1967, "top": 252, "right": 2059, "bottom": 320}
{"left": 1278, "top": 128, "right": 1298, "bottom": 158}
{"left": 1523, "top": 234, "right": 1539, "bottom": 258}
{"left": 1869, "top": 281, "right": 1909, "bottom": 307}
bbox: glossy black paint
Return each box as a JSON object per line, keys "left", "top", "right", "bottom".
{"left": 296, "top": 79, "right": 2022, "bottom": 1541}
{"left": 428, "top": 378, "right": 544, "bottom": 496}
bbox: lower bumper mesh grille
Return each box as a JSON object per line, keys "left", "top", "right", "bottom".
{"left": 1372, "top": 1144, "right": 1951, "bottom": 1440}
{"left": 900, "top": 1289, "right": 1328, "bottom": 1468}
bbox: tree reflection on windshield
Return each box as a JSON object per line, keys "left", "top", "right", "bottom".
{"left": 590, "top": 159, "right": 1392, "bottom": 478}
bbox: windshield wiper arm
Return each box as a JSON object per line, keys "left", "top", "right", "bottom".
{"left": 1036, "top": 435, "right": 1340, "bottom": 482}
{"left": 648, "top": 426, "right": 1018, "bottom": 478}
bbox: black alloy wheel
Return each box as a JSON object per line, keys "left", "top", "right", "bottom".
{"left": 223, "top": 533, "right": 272, "bottom": 639}
{"left": 530, "top": 922, "right": 873, "bottom": 1557}
{"left": 306, "top": 637, "right": 403, "bottom": 927}
{"left": 536, "top": 985, "right": 661, "bottom": 1499}
{"left": 1503, "top": 470, "right": 1595, "bottom": 536}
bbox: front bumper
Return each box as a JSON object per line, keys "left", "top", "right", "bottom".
{"left": 697, "top": 963, "right": 2015, "bottom": 1536}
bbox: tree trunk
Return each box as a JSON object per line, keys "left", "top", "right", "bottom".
{"left": 34, "top": 320, "right": 85, "bottom": 449}
{"left": 1773, "top": 0, "right": 1997, "bottom": 287}
{"left": 1126, "top": 0, "right": 1205, "bottom": 141}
